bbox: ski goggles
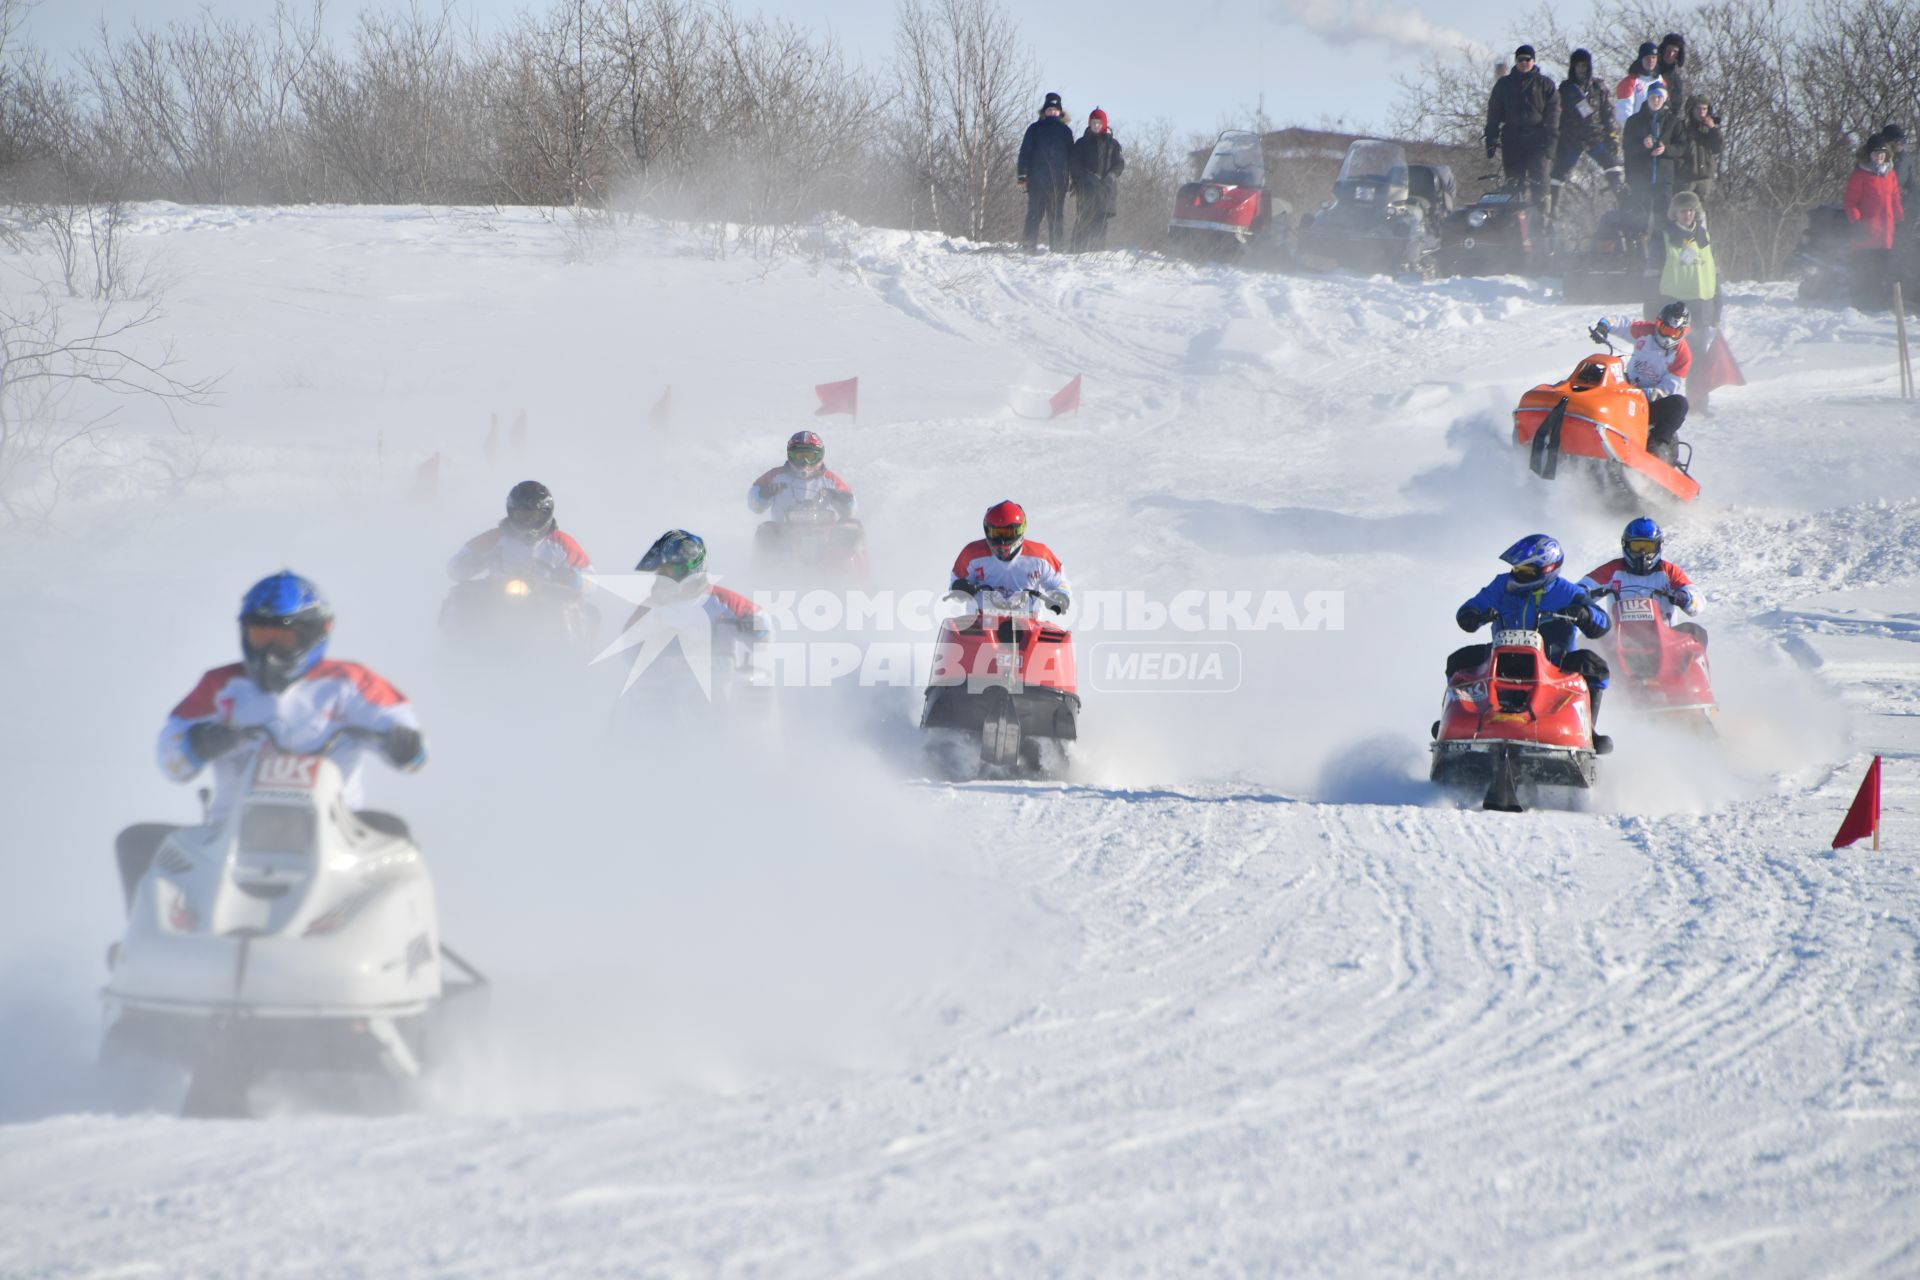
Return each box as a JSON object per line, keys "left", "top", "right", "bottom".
{"left": 1625, "top": 538, "right": 1661, "bottom": 558}
{"left": 244, "top": 622, "right": 303, "bottom": 650}
{"left": 787, "top": 445, "right": 824, "bottom": 467}
{"left": 985, "top": 522, "right": 1025, "bottom": 546}
{"left": 1508, "top": 562, "right": 1552, "bottom": 583}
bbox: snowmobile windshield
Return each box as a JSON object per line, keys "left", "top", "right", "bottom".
{"left": 239, "top": 804, "right": 317, "bottom": 856}
{"left": 1199, "top": 132, "right": 1265, "bottom": 186}
{"left": 1337, "top": 140, "right": 1408, "bottom": 184}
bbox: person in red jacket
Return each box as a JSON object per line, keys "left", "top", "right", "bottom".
{"left": 1846, "top": 136, "right": 1905, "bottom": 307}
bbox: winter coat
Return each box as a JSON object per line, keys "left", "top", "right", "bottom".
{"left": 1622, "top": 101, "right": 1682, "bottom": 188}
{"left": 1018, "top": 114, "right": 1075, "bottom": 193}
{"left": 1673, "top": 100, "right": 1723, "bottom": 183}
{"left": 1485, "top": 65, "right": 1560, "bottom": 156}
{"left": 1654, "top": 34, "right": 1687, "bottom": 119}
{"left": 1071, "top": 130, "right": 1125, "bottom": 215}
{"left": 1614, "top": 66, "right": 1664, "bottom": 130}
{"left": 1557, "top": 52, "right": 1618, "bottom": 157}
{"left": 1844, "top": 162, "right": 1904, "bottom": 250}
{"left": 1456, "top": 574, "right": 1608, "bottom": 665}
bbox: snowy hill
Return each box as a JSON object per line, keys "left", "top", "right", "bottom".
{"left": 2, "top": 206, "right": 1918, "bottom": 1277}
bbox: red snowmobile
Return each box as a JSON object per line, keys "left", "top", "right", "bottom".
{"left": 1430, "top": 626, "right": 1605, "bottom": 812}
{"left": 1168, "top": 131, "right": 1287, "bottom": 258}
{"left": 921, "top": 589, "right": 1079, "bottom": 775}
{"left": 1512, "top": 331, "right": 1701, "bottom": 504}
{"left": 1592, "top": 587, "right": 1716, "bottom": 725}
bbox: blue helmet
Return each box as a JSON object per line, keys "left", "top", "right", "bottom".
{"left": 1500, "top": 534, "right": 1564, "bottom": 591}
{"left": 636, "top": 529, "right": 706, "bottom": 581}
{"left": 239, "top": 571, "right": 333, "bottom": 692}
{"left": 1622, "top": 516, "right": 1664, "bottom": 573}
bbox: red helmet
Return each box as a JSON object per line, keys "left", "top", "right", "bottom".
{"left": 786, "top": 430, "right": 824, "bottom": 474}
{"left": 983, "top": 500, "right": 1027, "bottom": 561}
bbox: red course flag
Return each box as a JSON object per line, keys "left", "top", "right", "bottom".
{"left": 412, "top": 452, "right": 441, "bottom": 500}
{"left": 1049, "top": 374, "right": 1082, "bottom": 418}
{"left": 815, "top": 376, "right": 859, "bottom": 418}
{"left": 1693, "top": 329, "right": 1747, "bottom": 398}
{"left": 648, "top": 385, "right": 672, "bottom": 429}
{"left": 1832, "top": 755, "right": 1883, "bottom": 849}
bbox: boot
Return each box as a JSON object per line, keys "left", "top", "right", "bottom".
{"left": 1589, "top": 685, "right": 1613, "bottom": 754}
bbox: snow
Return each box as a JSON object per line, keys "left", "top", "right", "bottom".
{"left": 3, "top": 204, "right": 1919, "bottom": 1276}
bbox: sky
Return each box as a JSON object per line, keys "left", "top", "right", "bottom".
{"left": 24, "top": 0, "right": 1610, "bottom": 141}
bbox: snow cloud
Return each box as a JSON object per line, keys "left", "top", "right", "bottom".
{"left": 1269, "top": 0, "right": 1483, "bottom": 59}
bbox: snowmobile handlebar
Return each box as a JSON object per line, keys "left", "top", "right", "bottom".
{"left": 233, "top": 724, "right": 384, "bottom": 755}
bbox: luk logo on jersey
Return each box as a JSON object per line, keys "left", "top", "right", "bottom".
{"left": 254, "top": 753, "right": 321, "bottom": 790}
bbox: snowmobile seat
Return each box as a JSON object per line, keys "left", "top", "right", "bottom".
{"left": 1406, "top": 164, "right": 1454, "bottom": 213}
{"left": 355, "top": 810, "right": 412, "bottom": 841}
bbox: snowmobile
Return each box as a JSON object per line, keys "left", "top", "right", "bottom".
{"left": 104, "top": 728, "right": 484, "bottom": 1117}
{"left": 1512, "top": 330, "right": 1701, "bottom": 503}
{"left": 1297, "top": 139, "right": 1454, "bottom": 274}
{"left": 921, "top": 589, "right": 1079, "bottom": 776}
{"left": 1436, "top": 175, "right": 1544, "bottom": 277}
{"left": 1431, "top": 626, "right": 1606, "bottom": 812}
{"left": 1791, "top": 203, "right": 1855, "bottom": 305}
{"left": 1168, "top": 130, "right": 1290, "bottom": 259}
{"left": 751, "top": 494, "right": 869, "bottom": 580}
{"left": 1592, "top": 586, "right": 1716, "bottom": 726}
{"left": 1558, "top": 207, "right": 1650, "bottom": 302}
{"left": 440, "top": 570, "right": 600, "bottom": 659}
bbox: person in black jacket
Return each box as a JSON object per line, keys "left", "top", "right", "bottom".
{"left": 1549, "top": 48, "right": 1622, "bottom": 219}
{"left": 1621, "top": 80, "right": 1681, "bottom": 253}
{"left": 1485, "top": 45, "right": 1560, "bottom": 207}
{"left": 1655, "top": 33, "right": 1687, "bottom": 118}
{"left": 1069, "top": 107, "right": 1125, "bottom": 252}
{"left": 1673, "top": 96, "right": 1722, "bottom": 209}
{"left": 1017, "top": 92, "right": 1075, "bottom": 253}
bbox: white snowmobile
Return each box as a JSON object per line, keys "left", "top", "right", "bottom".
{"left": 104, "top": 728, "right": 483, "bottom": 1117}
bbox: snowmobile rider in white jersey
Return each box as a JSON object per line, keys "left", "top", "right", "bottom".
{"left": 748, "top": 431, "right": 858, "bottom": 522}
{"left": 948, "top": 500, "right": 1072, "bottom": 616}
{"left": 1591, "top": 301, "right": 1693, "bottom": 462}
{"left": 118, "top": 572, "right": 426, "bottom": 908}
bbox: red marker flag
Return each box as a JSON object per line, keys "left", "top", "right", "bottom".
{"left": 648, "top": 386, "right": 672, "bottom": 429}
{"left": 1049, "top": 374, "right": 1083, "bottom": 418}
{"left": 1832, "top": 755, "right": 1882, "bottom": 850}
{"left": 815, "top": 376, "right": 858, "bottom": 418}
{"left": 1692, "top": 329, "right": 1747, "bottom": 398}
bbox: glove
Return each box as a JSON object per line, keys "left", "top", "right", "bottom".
{"left": 1457, "top": 606, "right": 1493, "bottom": 632}
{"left": 1574, "top": 598, "right": 1610, "bottom": 638}
{"left": 382, "top": 725, "right": 426, "bottom": 769}
{"left": 1590, "top": 317, "right": 1611, "bottom": 340}
{"left": 1030, "top": 588, "right": 1070, "bottom": 615}
{"left": 185, "top": 720, "right": 244, "bottom": 764}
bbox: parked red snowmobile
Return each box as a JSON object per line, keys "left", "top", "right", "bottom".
{"left": 1512, "top": 333, "right": 1700, "bottom": 503}
{"left": 1431, "top": 626, "right": 1604, "bottom": 812}
{"left": 1168, "top": 130, "right": 1289, "bottom": 259}
{"left": 1592, "top": 587, "right": 1716, "bottom": 725}
{"left": 921, "top": 589, "right": 1079, "bottom": 775}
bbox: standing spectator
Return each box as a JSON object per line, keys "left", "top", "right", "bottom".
{"left": 1069, "top": 107, "right": 1125, "bottom": 252}
{"left": 1654, "top": 34, "right": 1688, "bottom": 118}
{"left": 1550, "top": 48, "right": 1623, "bottom": 219}
{"left": 1614, "top": 42, "right": 1662, "bottom": 131}
{"left": 1485, "top": 45, "right": 1560, "bottom": 208}
{"left": 1881, "top": 124, "right": 1912, "bottom": 199}
{"left": 1674, "top": 96, "right": 1723, "bottom": 209}
{"left": 1017, "top": 92, "right": 1075, "bottom": 253}
{"left": 1621, "top": 80, "right": 1679, "bottom": 253}
{"left": 1845, "top": 135, "right": 1905, "bottom": 306}
{"left": 1657, "top": 190, "right": 1717, "bottom": 333}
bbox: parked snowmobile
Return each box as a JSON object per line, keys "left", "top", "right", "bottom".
{"left": 921, "top": 589, "right": 1079, "bottom": 777}
{"left": 104, "top": 728, "right": 484, "bottom": 1117}
{"left": 1437, "top": 175, "right": 1545, "bottom": 277}
{"left": 1431, "top": 626, "right": 1605, "bottom": 812}
{"left": 752, "top": 494, "right": 869, "bottom": 580}
{"left": 1513, "top": 332, "right": 1701, "bottom": 503}
{"left": 1592, "top": 586, "right": 1716, "bottom": 726}
{"left": 1791, "top": 203, "right": 1855, "bottom": 305}
{"left": 1559, "top": 207, "right": 1648, "bottom": 302}
{"left": 1298, "top": 139, "right": 1454, "bottom": 274}
{"left": 1168, "top": 130, "right": 1289, "bottom": 258}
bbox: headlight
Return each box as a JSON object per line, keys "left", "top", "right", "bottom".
{"left": 504, "top": 578, "right": 531, "bottom": 597}
{"left": 1467, "top": 210, "right": 1488, "bottom": 229}
{"left": 1202, "top": 186, "right": 1222, "bottom": 205}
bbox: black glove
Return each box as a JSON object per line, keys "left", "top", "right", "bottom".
{"left": 1573, "top": 596, "right": 1610, "bottom": 639}
{"left": 1587, "top": 323, "right": 1610, "bottom": 344}
{"left": 1030, "top": 588, "right": 1070, "bottom": 615}
{"left": 1456, "top": 606, "right": 1493, "bottom": 632}
{"left": 186, "top": 720, "right": 244, "bottom": 763}
{"left": 382, "top": 725, "right": 426, "bottom": 769}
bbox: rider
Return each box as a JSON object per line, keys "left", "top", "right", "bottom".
{"left": 449, "top": 480, "right": 593, "bottom": 589}
{"left": 1578, "top": 516, "right": 1707, "bottom": 645}
{"left": 748, "top": 431, "right": 858, "bottom": 522}
{"left": 1449, "top": 534, "right": 1614, "bottom": 751}
{"left": 121, "top": 572, "right": 427, "bottom": 908}
{"left": 622, "top": 529, "right": 770, "bottom": 647}
{"left": 949, "top": 500, "right": 1072, "bottom": 616}
{"left": 1590, "top": 301, "right": 1693, "bottom": 462}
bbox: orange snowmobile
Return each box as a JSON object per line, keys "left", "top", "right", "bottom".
{"left": 1512, "top": 330, "right": 1700, "bottom": 503}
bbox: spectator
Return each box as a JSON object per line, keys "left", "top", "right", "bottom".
{"left": 1485, "top": 44, "right": 1560, "bottom": 208}
{"left": 1550, "top": 47, "right": 1623, "bottom": 218}
{"left": 1881, "top": 124, "right": 1912, "bottom": 200}
{"left": 1674, "top": 96, "right": 1723, "bottom": 209}
{"left": 1017, "top": 92, "right": 1075, "bottom": 253}
{"left": 1654, "top": 33, "right": 1688, "bottom": 118}
{"left": 1069, "top": 107, "right": 1125, "bottom": 252}
{"left": 1845, "top": 135, "right": 1905, "bottom": 306}
{"left": 1614, "top": 42, "right": 1662, "bottom": 131}
{"left": 1621, "top": 80, "right": 1680, "bottom": 254}
{"left": 1657, "top": 190, "right": 1718, "bottom": 333}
